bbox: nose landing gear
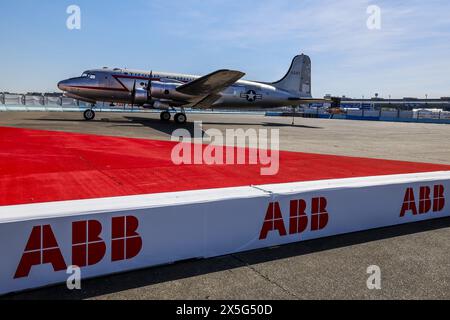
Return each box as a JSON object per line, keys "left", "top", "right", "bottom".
{"left": 83, "top": 104, "right": 97, "bottom": 121}
{"left": 83, "top": 108, "right": 96, "bottom": 121}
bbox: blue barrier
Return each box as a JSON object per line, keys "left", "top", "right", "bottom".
{"left": 331, "top": 114, "right": 347, "bottom": 120}
{"left": 265, "top": 112, "right": 284, "bottom": 116}
{"left": 266, "top": 111, "right": 450, "bottom": 125}
{"left": 346, "top": 116, "right": 380, "bottom": 121}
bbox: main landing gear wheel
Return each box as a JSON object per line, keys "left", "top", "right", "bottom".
{"left": 160, "top": 111, "right": 171, "bottom": 121}
{"left": 84, "top": 109, "right": 96, "bottom": 121}
{"left": 174, "top": 113, "right": 187, "bottom": 124}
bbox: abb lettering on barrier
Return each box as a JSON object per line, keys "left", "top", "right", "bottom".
{"left": 400, "top": 185, "right": 445, "bottom": 217}
{"left": 14, "top": 216, "right": 142, "bottom": 279}
{"left": 259, "top": 197, "right": 329, "bottom": 240}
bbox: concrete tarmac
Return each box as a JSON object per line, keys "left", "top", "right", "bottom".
{"left": 1, "top": 111, "right": 449, "bottom": 300}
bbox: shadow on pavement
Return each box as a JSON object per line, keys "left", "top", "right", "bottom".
{"left": 24, "top": 116, "right": 323, "bottom": 137}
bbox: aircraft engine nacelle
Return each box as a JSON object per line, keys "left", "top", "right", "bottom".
{"left": 133, "top": 88, "right": 149, "bottom": 105}
{"left": 150, "top": 82, "right": 188, "bottom": 100}
{"left": 153, "top": 101, "right": 171, "bottom": 110}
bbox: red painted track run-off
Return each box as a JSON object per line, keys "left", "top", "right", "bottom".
{"left": 1, "top": 126, "right": 449, "bottom": 206}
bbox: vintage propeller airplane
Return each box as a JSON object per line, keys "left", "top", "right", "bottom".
{"left": 58, "top": 54, "right": 333, "bottom": 124}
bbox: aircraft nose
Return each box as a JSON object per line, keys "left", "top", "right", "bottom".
{"left": 57, "top": 80, "right": 67, "bottom": 91}
{"left": 57, "top": 79, "right": 73, "bottom": 91}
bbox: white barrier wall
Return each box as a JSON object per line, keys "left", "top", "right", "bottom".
{"left": 381, "top": 110, "right": 398, "bottom": 118}
{"left": 1, "top": 172, "right": 449, "bottom": 295}
{"left": 399, "top": 110, "right": 414, "bottom": 119}
{"left": 347, "top": 109, "right": 363, "bottom": 116}
{"left": 362, "top": 110, "right": 379, "bottom": 117}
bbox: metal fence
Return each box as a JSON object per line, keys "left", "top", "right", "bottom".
{"left": 0, "top": 91, "right": 294, "bottom": 115}
{"left": 0, "top": 93, "right": 150, "bottom": 113}
{"left": 0, "top": 93, "right": 269, "bottom": 114}
{"left": 1, "top": 93, "right": 81, "bottom": 106}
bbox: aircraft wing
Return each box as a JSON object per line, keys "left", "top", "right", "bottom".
{"left": 188, "top": 93, "right": 223, "bottom": 109}
{"left": 176, "top": 69, "right": 245, "bottom": 96}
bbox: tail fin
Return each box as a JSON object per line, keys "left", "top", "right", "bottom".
{"left": 272, "top": 54, "right": 311, "bottom": 97}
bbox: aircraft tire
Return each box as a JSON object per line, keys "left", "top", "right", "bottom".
{"left": 83, "top": 109, "right": 96, "bottom": 121}
{"left": 160, "top": 111, "right": 171, "bottom": 121}
{"left": 174, "top": 113, "right": 187, "bottom": 124}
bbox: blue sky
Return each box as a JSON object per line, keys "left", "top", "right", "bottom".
{"left": 0, "top": 0, "right": 449, "bottom": 98}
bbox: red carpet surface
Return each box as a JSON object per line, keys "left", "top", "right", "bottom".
{"left": 1, "top": 126, "right": 449, "bottom": 206}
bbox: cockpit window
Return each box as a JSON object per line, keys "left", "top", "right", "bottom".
{"left": 81, "top": 72, "right": 96, "bottom": 79}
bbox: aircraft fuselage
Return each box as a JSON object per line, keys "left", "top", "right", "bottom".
{"left": 58, "top": 68, "right": 306, "bottom": 109}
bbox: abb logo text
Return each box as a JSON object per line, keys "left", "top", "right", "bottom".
{"left": 15, "top": 216, "right": 142, "bottom": 279}
{"left": 259, "top": 197, "right": 329, "bottom": 240}
{"left": 400, "top": 185, "right": 445, "bottom": 217}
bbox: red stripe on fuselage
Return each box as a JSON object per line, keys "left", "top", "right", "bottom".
{"left": 113, "top": 74, "right": 162, "bottom": 81}
{"left": 69, "top": 85, "right": 128, "bottom": 92}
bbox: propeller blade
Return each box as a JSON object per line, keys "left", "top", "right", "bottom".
{"left": 147, "top": 71, "right": 153, "bottom": 99}
{"left": 131, "top": 80, "right": 136, "bottom": 107}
